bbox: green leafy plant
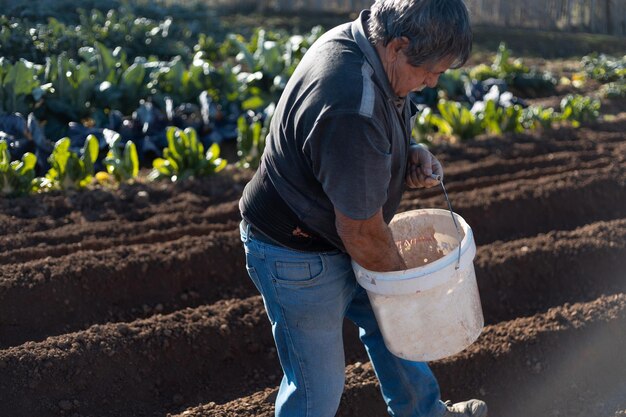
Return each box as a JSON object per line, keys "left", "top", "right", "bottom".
{"left": 470, "top": 43, "right": 527, "bottom": 81}
{"left": 482, "top": 100, "right": 525, "bottom": 135}
{"left": 148, "top": 55, "right": 220, "bottom": 110}
{"left": 0, "top": 58, "right": 50, "bottom": 116}
{"left": 0, "top": 139, "right": 37, "bottom": 196}
{"left": 148, "top": 126, "right": 226, "bottom": 181}
{"left": 36, "top": 135, "right": 99, "bottom": 190}
{"left": 412, "top": 106, "right": 453, "bottom": 142}
{"left": 521, "top": 105, "right": 558, "bottom": 130}
{"left": 236, "top": 106, "right": 274, "bottom": 169}
{"left": 469, "top": 43, "right": 555, "bottom": 97}
{"left": 44, "top": 54, "right": 96, "bottom": 122}
{"left": 581, "top": 53, "right": 626, "bottom": 83}
{"left": 103, "top": 134, "right": 139, "bottom": 182}
{"left": 436, "top": 100, "right": 485, "bottom": 140}
{"left": 559, "top": 94, "right": 601, "bottom": 127}
{"left": 224, "top": 27, "right": 324, "bottom": 111}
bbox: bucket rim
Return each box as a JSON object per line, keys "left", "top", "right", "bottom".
{"left": 352, "top": 208, "right": 474, "bottom": 283}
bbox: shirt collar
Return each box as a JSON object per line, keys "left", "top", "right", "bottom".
{"left": 351, "top": 10, "right": 402, "bottom": 103}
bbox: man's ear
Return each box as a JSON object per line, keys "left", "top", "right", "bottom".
{"left": 387, "top": 36, "right": 410, "bottom": 60}
{"left": 392, "top": 36, "right": 410, "bottom": 53}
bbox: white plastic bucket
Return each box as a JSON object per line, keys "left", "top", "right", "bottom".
{"left": 352, "top": 208, "right": 483, "bottom": 361}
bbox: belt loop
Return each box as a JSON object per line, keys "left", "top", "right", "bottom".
{"left": 241, "top": 220, "right": 251, "bottom": 244}
{"left": 245, "top": 222, "right": 251, "bottom": 243}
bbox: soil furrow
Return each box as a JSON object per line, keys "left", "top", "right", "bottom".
{"left": 0, "top": 231, "right": 251, "bottom": 348}
{"left": 1, "top": 218, "right": 624, "bottom": 411}
{"left": 0, "top": 296, "right": 278, "bottom": 417}
{"left": 403, "top": 163, "right": 626, "bottom": 244}
{"left": 2, "top": 217, "right": 624, "bottom": 349}
{"left": 0, "top": 200, "right": 241, "bottom": 260}
{"left": 0, "top": 172, "right": 250, "bottom": 236}
{"left": 0, "top": 218, "right": 240, "bottom": 265}
{"left": 1, "top": 126, "right": 623, "bottom": 246}
{"left": 476, "top": 218, "right": 626, "bottom": 323}
{"left": 434, "top": 123, "right": 625, "bottom": 165}
{"left": 176, "top": 294, "right": 626, "bottom": 417}
{"left": 413, "top": 153, "right": 613, "bottom": 199}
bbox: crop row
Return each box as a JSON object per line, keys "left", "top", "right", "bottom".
{"left": 2, "top": 2, "right": 620, "bottom": 184}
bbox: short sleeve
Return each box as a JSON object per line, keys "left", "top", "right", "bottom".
{"left": 303, "top": 113, "right": 392, "bottom": 220}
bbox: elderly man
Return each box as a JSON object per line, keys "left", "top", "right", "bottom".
{"left": 239, "top": 0, "right": 486, "bottom": 416}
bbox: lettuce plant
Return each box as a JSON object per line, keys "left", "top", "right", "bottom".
{"left": 103, "top": 134, "right": 139, "bottom": 182}
{"left": 437, "top": 100, "right": 485, "bottom": 140}
{"left": 412, "top": 106, "right": 453, "bottom": 142}
{"left": 36, "top": 135, "right": 99, "bottom": 190}
{"left": 0, "top": 139, "right": 37, "bottom": 196}
{"left": 148, "top": 126, "right": 226, "bottom": 182}
{"left": 482, "top": 100, "right": 525, "bottom": 135}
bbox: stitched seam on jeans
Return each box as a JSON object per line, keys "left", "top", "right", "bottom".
{"left": 270, "top": 278, "right": 312, "bottom": 417}
{"left": 278, "top": 304, "right": 312, "bottom": 416}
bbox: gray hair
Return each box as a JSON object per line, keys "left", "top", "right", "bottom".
{"left": 368, "top": 0, "right": 472, "bottom": 69}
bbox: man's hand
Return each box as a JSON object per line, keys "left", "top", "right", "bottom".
{"left": 406, "top": 143, "right": 443, "bottom": 188}
{"left": 335, "top": 207, "right": 406, "bottom": 272}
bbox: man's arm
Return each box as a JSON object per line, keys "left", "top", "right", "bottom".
{"left": 335, "top": 207, "right": 406, "bottom": 272}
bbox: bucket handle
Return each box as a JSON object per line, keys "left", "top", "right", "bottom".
{"left": 430, "top": 174, "right": 462, "bottom": 270}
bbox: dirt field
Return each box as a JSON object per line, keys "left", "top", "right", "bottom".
{"left": 0, "top": 97, "right": 625, "bottom": 416}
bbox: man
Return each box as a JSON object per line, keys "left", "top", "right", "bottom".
{"left": 239, "top": 0, "right": 487, "bottom": 416}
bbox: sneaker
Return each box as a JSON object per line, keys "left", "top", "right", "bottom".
{"left": 442, "top": 399, "right": 488, "bottom": 417}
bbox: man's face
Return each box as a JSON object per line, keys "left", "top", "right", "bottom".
{"left": 377, "top": 37, "right": 453, "bottom": 97}
{"left": 392, "top": 52, "right": 452, "bottom": 97}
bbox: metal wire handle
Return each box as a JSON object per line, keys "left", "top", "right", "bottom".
{"left": 430, "top": 174, "right": 462, "bottom": 270}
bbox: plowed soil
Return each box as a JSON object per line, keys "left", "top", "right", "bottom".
{"left": 1, "top": 101, "right": 625, "bottom": 417}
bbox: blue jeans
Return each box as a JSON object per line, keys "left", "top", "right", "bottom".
{"left": 240, "top": 221, "right": 447, "bottom": 417}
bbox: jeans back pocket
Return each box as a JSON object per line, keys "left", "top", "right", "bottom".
{"left": 274, "top": 257, "right": 324, "bottom": 285}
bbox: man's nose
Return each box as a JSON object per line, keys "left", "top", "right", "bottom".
{"left": 426, "top": 74, "right": 439, "bottom": 88}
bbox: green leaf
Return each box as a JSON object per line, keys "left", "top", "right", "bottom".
{"left": 49, "top": 137, "right": 72, "bottom": 178}
{"left": 125, "top": 141, "right": 139, "bottom": 178}
{"left": 242, "top": 95, "right": 265, "bottom": 110}
{"left": 165, "top": 126, "right": 182, "bottom": 161}
{"left": 207, "top": 142, "right": 220, "bottom": 160}
{"left": 85, "top": 135, "right": 99, "bottom": 165}
{"left": 122, "top": 63, "right": 146, "bottom": 89}
{"left": 0, "top": 140, "right": 9, "bottom": 172}
{"left": 18, "top": 152, "right": 37, "bottom": 173}
{"left": 94, "top": 41, "right": 119, "bottom": 82}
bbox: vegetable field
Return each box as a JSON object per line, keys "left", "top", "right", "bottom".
{"left": 1, "top": 3, "right": 626, "bottom": 416}
{"left": 1, "top": 91, "right": 625, "bottom": 416}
